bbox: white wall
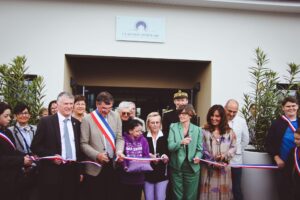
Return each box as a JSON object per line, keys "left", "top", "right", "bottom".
{"left": 0, "top": 0, "right": 299, "bottom": 106}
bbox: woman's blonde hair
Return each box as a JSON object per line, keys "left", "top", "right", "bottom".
{"left": 146, "top": 112, "right": 162, "bottom": 131}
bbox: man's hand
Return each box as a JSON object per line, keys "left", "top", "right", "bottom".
{"left": 116, "top": 151, "right": 125, "bottom": 162}
{"left": 23, "top": 155, "right": 33, "bottom": 167}
{"left": 97, "top": 152, "right": 110, "bottom": 164}
{"left": 53, "top": 154, "right": 63, "bottom": 165}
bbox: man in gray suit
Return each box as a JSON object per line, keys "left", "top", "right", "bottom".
{"left": 81, "top": 91, "right": 124, "bottom": 200}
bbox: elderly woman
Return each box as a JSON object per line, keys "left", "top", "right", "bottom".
{"left": 0, "top": 102, "right": 33, "bottom": 200}
{"left": 72, "top": 95, "right": 87, "bottom": 122}
{"left": 266, "top": 96, "right": 300, "bottom": 200}
{"left": 168, "top": 104, "right": 202, "bottom": 200}
{"left": 199, "top": 105, "right": 236, "bottom": 200}
{"left": 118, "top": 101, "right": 133, "bottom": 133}
{"left": 144, "top": 112, "right": 169, "bottom": 200}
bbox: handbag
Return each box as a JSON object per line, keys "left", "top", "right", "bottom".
{"left": 124, "top": 160, "right": 153, "bottom": 173}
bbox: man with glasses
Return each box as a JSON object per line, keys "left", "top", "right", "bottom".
{"left": 81, "top": 91, "right": 124, "bottom": 200}
{"left": 225, "top": 99, "right": 249, "bottom": 200}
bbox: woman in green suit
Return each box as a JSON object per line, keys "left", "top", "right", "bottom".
{"left": 168, "top": 104, "right": 202, "bottom": 200}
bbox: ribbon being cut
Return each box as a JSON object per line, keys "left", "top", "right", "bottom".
{"left": 30, "top": 155, "right": 102, "bottom": 168}
{"left": 196, "top": 158, "right": 279, "bottom": 169}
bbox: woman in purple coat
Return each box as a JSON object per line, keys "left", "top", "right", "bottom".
{"left": 120, "top": 119, "right": 151, "bottom": 200}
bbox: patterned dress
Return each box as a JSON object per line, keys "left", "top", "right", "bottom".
{"left": 199, "top": 129, "right": 237, "bottom": 200}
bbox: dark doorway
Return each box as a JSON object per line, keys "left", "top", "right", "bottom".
{"left": 76, "top": 86, "right": 194, "bottom": 121}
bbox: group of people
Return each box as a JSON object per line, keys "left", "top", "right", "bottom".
{"left": 0, "top": 89, "right": 299, "bottom": 200}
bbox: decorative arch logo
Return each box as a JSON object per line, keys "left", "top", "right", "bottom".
{"left": 116, "top": 16, "right": 165, "bottom": 43}
{"left": 135, "top": 21, "right": 147, "bottom": 31}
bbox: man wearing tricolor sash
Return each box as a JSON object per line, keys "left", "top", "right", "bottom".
{"left": 81, "top": 91, "right": 124, "bottom": 200}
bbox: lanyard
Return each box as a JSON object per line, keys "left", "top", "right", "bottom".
{"left": 14, "top": 125, "right": 34, "bottom": 154}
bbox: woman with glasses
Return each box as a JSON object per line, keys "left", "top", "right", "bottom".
{"left": 168, "top": 104, "right": 202, "bottom": 200}
{"left": 118, "top": 101, "right": 133, "bottom": 134}
{"left": 199, "top": 105, "right": 236, "bottom": 200}
{"left": 144, "top": 112, "right": 169, "bottom": 200}
{"left": 8, "top": 103, "right": 37, "bottom": 200}
{"left": 72, "top": 95, "right": 87, "bottom": 122}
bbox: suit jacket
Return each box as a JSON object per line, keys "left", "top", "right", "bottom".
{"left": 31, "top": 113, "right": 82, "bottom": 184}
{"left": 80, "top": 110, "right": 124, "bottom": 176}
{"left": 0, "top": 128, "right": 24, "bottom": 199}
{"left": 168, "top": 122, "right": 202, "bottom": 173}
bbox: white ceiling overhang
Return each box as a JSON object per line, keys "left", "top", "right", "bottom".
{"left": 115, "top": 0, "right": 300, "bottom": 13}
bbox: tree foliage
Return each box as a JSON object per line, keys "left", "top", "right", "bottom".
{"left": 0, "top": 56, "right": 45, "bottom": 125}
{"left": 241, "top": 48, "right": 299, "bottom": 152}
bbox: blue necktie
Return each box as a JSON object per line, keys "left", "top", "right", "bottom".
{"left": 63, "top": 118, "right": 72, "bottom": 159}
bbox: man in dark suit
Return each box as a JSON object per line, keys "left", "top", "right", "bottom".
{"left": 31, "top": 92, "right": 82, "bottom": 200}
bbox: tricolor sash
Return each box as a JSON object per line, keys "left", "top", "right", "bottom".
{"left": 295, "top": 147, "right": 300, "bottom": 176}
{"left": 0, "top": 131, "right": 16, "bottom": 150}
{"left": 91, "top": 110, "right": 116, "bottom": 151}
{"left": 281, "top": 115, "right": 297, "bottom": 132}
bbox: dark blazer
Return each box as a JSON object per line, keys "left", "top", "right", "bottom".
{"left": 144, "top": 132, "right": 169, "bottom": 183}
{"left": 31, "top": 113, "right": 82, "bottom": 184}
{"left": 0, "top": 128, "right": 25, "bottom": 200}
{"left": 266, "top": 117, "right": 300, "bottom": 159}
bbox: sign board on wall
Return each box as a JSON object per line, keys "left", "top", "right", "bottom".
{"left": 116, "top": 16, "right": 165, "bottom": 43}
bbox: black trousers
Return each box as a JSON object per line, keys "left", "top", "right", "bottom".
{"left": 38, "top": 163, "right": 80, "bottom": 200}
{"left": 120, "top": 183, "right": 143, "bottom": 200}
{"left": 82, "top": 162, "right": 120, "bottom": 200}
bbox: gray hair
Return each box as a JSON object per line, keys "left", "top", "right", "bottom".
{"left": 117, "top": 101, "right": 131, "bottom": 112}
{"left": 57, "top": 92, "right": 74, "bottom": 103}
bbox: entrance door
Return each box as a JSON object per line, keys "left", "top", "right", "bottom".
{"left": 78, "top": 86, "right": 193, "bottom": 121}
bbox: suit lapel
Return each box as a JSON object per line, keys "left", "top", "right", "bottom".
{"left": 188, "top": 124, "right": 195, "bottom": 156}
{"left": 53, "top": 114, "right": 62, "bottom": 154}
{"left": 71, "top": 118, "right": 80, "bottom": 151}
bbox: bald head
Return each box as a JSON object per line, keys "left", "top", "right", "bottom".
{"left": 225, "top": 99, "right": 239, "bottom": 121}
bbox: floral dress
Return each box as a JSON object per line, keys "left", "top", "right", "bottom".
{"left": 199, "top": 129, "right": 237, "bottom": 200}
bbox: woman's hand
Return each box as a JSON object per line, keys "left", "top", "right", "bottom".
{"left": 193, "top": 157, "right": 200, "bottom": 164}
{"left": 161, "top": 154, "right": 169, "bottom": 164}
{"left": 274, "top": 155, "right": 285, "bottom": 168}
{"left": 181, "top": 136, "right": 192, "bottom": 145}
{"left": 149, "top": 153, "right": 159, "bottom": 164}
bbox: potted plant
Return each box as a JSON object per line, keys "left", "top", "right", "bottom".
{"left": 240, "top": 48, "right": 299, "bottom": 200}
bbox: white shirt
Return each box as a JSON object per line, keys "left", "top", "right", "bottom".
{"left": 229, "top": 115, "right": 249, "bottom": 164}
{"left": 147, "top": 130, "right": 164, "bottom": 155}
{"left": 57, "top": 112, "right": 77, "bottom": 160}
